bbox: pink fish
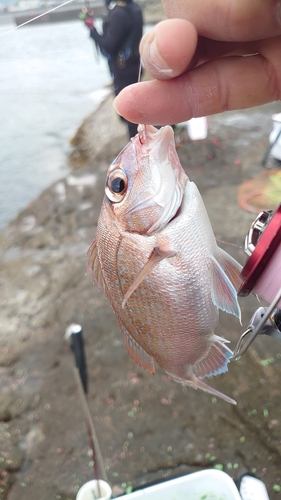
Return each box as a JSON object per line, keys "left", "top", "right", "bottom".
{"left": 88, "top": 125, "right": 242, "bottom": 404}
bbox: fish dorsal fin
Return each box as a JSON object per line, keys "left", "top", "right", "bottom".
{"left": 209, "top": 254, "right": 241, "bottom": 321}
{"left": 194, "top": 334, "right": 233, "bottom": 379}
{"left": 217, "top": 247, "right": 243, "bottom": 291}
{"left": 122, "top": 245, "right": 176, "bottom": 309}
{"left": 120, "top": 324, "right": 155, "bottom": 375}
{"left": 86, "top": 239, "right": 105, "bottom": 292}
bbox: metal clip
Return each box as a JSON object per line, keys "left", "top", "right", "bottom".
{"left": 233, "top": 287, "right": 281, "bottom": 358}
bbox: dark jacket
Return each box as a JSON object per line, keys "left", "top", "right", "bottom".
{"left": 90, "top": 0, "right": 143, "bottom": 82}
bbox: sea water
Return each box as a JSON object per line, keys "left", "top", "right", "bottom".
{"left": 0, "top": 19, "right": 111, "bottom": 229}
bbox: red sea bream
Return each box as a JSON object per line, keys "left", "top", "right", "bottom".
{"left": 88, "top": 125, "right": 242, "bottom": 404}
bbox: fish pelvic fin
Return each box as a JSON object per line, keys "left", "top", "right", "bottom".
{"left": 122, "top": 245, "right": 176, "bottom": 309}
{"left": 194, "top": 334, "right": 232, "bottom": 379}
{"left": 86, "top": 239, "right": 105, "bottom": 292}
{"left": 120, "top": 324, "right": 155, "bottom": 375}
{"left": 183, "top": 376, "right": 236, "bottom": 405}
{"left": 209, "top": 253, "right": 241, "bottom": 322}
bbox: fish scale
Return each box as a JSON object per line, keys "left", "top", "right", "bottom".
{"left": 88, "top": 124, "right": 242, "bottom": 404}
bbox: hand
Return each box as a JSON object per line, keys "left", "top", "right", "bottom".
{"left": 113, "top": 0, "right": 281, "bottom": 125}
{"left": 84, "top": 16, "right": 94, "bottom": 30}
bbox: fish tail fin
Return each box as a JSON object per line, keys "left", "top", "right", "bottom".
{"left": 194, "top": 334, "right": 232, "bottom": 378}
{"left": 186, "top": 376, "right": 236, "bottom": 405}
{"left": 169, "top": 337, "right": 236, "bottom": 404}
{"left": 186, "top": 336, "right": 236, "bottom": 404}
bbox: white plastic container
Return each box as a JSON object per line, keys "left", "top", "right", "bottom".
{"left": 124, "top": 469, "right": 241, "bottom": 500}
{"left": 76, "top": 479, "right": 112, "bottom": 500}
{"left": 269, "top": 113, "right": 281, "bottom": 160}
{"left": 186, "top": 117, "right": 208, "bottom": 141}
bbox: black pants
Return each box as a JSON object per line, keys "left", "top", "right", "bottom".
{"left": 112, "top": 64, "right": 140, "bottom": 139}
{"left": 120, "top": 116, "right": 138, "bottom": 138}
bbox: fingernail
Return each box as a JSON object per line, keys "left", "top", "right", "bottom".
{"left": 149, "top": 39, "right": 172, "bottom": 73}
{"left": 112, "top": 97, "right": 120, "bottom": 115}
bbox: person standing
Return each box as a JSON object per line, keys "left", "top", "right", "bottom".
{"left": 84, "top": 0, "right": 143, "bottom": 138}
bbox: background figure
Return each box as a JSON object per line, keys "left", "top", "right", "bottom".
{"left": 84, "top": 0, "right": 143, "bottom": 138}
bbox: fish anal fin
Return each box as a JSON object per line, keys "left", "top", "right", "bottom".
{"left": 217, "top": 247, "right": 243, "bottom": 292}
{"left": 194, "top": 335, "right": 232, "bottom": 379}
{"left": 121, "top": 325, "right": 155, "bottom": 375}
{"left": 209, "top": 254, "right": 241, "bottom": 321}
{"left": 122, "top": 245, "right": 176, "bottom": 309}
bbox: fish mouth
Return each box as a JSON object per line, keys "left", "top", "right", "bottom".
{"left": 124, "top": 179, "right": 184, "bottom": 231}
{"left": 137, "top": 124, "right": 174, "bottom": 158}
{"left": 124, "top": 183, "right": 182, "bottom": 222}
{"left": 145, "top": 125, "right": 188, "bottom": 235}
{"left": 146, "top": 179, "right": 184, "bottom": 235}
{"left": 129, "top": 125, "right": 187, "bottom": 235}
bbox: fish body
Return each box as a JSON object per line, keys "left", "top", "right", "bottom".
{"left": 88, "top": 125, "right": 242, "bottom": 404}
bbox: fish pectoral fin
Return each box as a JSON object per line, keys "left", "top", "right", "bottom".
{"left": 184, "top": 376, "right": 236, "bottom": 405}
{"left": 86, "top": 239, "right": 105, "bottom": 293}
{"left": 122, "top": 245, "right": 176, "bottom": 309}
{"left": 209, "top": 254, "right": 241, "bottom": 321}
{"left": 121, "top": 325, "right": 155, "bottom": 375}
{"left": 217, "top": 247, "right": 243, "bottom": 292}
{"left": 194, "top": 335, "right": 232, "bottom": 379}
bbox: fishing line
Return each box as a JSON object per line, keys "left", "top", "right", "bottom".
{"left": 215, "top": 238, "right": 243, "bottom": 249}
{"left": 0, "top": 0, "right": 75, "bottom": 37}
{"left": 137, "top": 60, "right": 142, "bottom": 83}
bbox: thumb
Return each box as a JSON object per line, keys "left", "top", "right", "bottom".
{"left": 140, "top": 19, "right": 197, "bottom": 80}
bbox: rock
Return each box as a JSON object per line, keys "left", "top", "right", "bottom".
{"left": 69, "top": 95, "right": 128, "bottom": 169}
{"left": 19, "top": 425, "right": 46, "bottom": 462}
{"left": 0, "top": 391, "right": 13, "bottom": 422}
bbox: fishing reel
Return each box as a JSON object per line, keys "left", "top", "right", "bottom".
{"left": 233, "top": 204, "right": 281, "bottom": 357}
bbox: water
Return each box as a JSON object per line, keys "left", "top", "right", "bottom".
{"left": 0, "top": 19, "right": 111, "bottom": 229}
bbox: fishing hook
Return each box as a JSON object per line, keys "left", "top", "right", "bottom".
{"left": 233, "top": 291, "right": 281, "bottom": 359}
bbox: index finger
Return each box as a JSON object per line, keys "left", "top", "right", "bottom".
{"left": 114, "top": 40, "right": 281, "bottom": 125}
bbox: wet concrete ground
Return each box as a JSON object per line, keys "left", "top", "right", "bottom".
{"left": 0, "top": 100, "right": 281, "bottom": 500}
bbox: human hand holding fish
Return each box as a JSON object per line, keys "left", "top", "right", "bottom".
{"left": 113, "top": 0, "right": 281, "bottom": 126}
{"left": 88, "top": 124, "right": 243, "bottom": 405}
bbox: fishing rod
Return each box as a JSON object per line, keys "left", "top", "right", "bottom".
{"left": 79, "top": 0, "right": 100, "bottom": 63}
{"left": 0, "top": 0, "right": 76, "bottom": 37}
{"left": 65, "top": 324, "right": 109, "bottom": 499}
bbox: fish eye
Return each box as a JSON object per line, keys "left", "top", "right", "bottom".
{"left": 105, "top": 169, "right": 128, "bottom": 203}
{"left": 111, "top": 177, "right": 125, "bottom": 193}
